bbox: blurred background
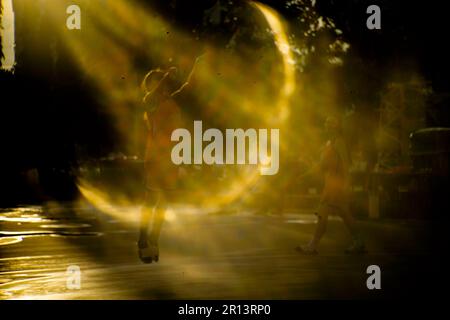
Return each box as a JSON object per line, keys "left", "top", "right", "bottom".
{"left": 1, "top": 0, "right": 450, "bottom": 299}
{"left": 1, "top": 0, "right": 449, "bottom": 218}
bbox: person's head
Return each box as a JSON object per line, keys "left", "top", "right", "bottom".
{"left": 142, "top": 67, "right": 179, "bottom": 104}
{"left": 324, "top": 116, "right": 342, "bottom": 138}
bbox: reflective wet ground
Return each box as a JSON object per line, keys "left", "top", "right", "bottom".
{"left": 0, "top": 203, "right": 447, "bottom": 299}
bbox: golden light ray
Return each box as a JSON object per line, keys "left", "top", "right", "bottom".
{"left": 0, "top": 0, "right": 16, "bottom": 71}
{"left": 252, "top": 1, "right": 296, "bottom": 124}
{"left": 77, "top": 180, "right": 141, "bottom": 224}
{"left": 27, "top": 0, "right": 300, "bottom": 214}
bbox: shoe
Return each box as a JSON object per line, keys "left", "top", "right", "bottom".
{"left": 138, "top": 240, "right": 159, "bottom": 263}
{"left": 345, "top": 240, "right": 367, "bottom": 255}
{"left": 295, "top": 245, "right": 318, "bottom": 255}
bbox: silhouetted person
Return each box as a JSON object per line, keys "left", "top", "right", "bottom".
{"left": 138, "top": 61, "right": 197, "bottom": 264}
{"left": 296, "top": 116, "right": 365, "bottom": 255}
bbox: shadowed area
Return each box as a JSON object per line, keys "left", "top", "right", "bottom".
{"left": 0, "top": 203, "right": 446, "bottom": 300}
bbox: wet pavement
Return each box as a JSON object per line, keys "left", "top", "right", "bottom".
{"left": 0, "top": 202, "right": 447, "bottom": 299}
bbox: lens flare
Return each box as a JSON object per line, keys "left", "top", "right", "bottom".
{"left": 19, "top": 0, "right": 301, "bottom": 214}
{"left": 251, "top": 1, "right": 296, "bottom": 124}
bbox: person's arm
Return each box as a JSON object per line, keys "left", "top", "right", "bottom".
{"left": 143, "top": 111, "right": 152, "bottom": 132}
{"left": 170, "top": 55, "right": 202, "bottom": 98}
{"left": 142, "top": 69, "right": 173, "bottom": 104}
{"left": 320, "top": 142, "right": 334, "bottom": 172}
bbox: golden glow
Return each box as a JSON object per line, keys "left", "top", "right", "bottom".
{"left": 252, "top": 1, "right": 296, "bottom": 123}
{"left": 0, "top": 0, "right": 16, "bottom": 71}
{"left": 77, "top": 180, "right": 141, "bottom": 224}
{"left": 7, "top": 0, "right": 302, "bottom": 214}
{"left": 0, "top": 236, "right": 23, "bottom": 246}
{"left": 49, "top": 0, "right": 297, "bottom": 210}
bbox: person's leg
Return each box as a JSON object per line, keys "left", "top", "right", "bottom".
{"left": 339, "top": 205, "right": 357, "bottom": 237}
{"left": 148, "top": 193, "right": 168, "bottom": 245}
{"left": 138, "top": 190, "right": 159, "bottom": 247}
{"left": 339, "top": 205, "right": 366, "bottom": 254}
{"left": 308, "top": 205, "right": 330, "bottom": 250}
{"left": 138, "top": 190, "right": 167, "bottom": 263}
{"left": 309, "top": 214, "right": 328, "bottom": 250}
{"left": 297, "top": 204, "right": 330, "bottom": 254}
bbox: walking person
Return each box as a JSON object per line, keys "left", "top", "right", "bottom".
{"left": 296, "top": 116, "right": 366, "bottom": 255}
{"left": 137, "top": 62, "right": 197, "bottom": 263}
